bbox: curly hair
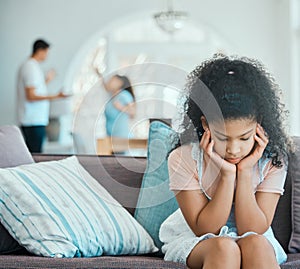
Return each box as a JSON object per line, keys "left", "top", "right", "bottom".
{"left": 173, "top": 54, "right": 291, "bottom": 167}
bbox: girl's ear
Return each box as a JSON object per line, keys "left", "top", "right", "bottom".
{"left": 200, "top": 116, "right": 209, "bottom": 131}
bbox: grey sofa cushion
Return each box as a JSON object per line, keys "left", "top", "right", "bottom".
{"left": 288, "top": 137, "right": 300, "bottom": 253}
{"left": 0, "top": 255, "right": 188, "bottom": 269}
{"left": 281, "top": 253, "right": 300, "bottom": 268}
{"left": 0, "top": 125, "right": 34, "bottom": 254}
{"left": 27, "top": 149, "right": 299, "bottom": 268}
{"left": 272, "top": 156, "right": 292, "bottom": 252}
{"left": 0, "top": 253, "right": 298, "bottom": 268}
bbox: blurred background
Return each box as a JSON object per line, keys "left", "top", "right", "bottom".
{"left": 0, "top": 0, "right": 299, "bottom": 155}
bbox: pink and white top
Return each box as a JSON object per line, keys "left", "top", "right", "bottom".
{"left": 168, "top": 143, "right": 287, "bottom": 198}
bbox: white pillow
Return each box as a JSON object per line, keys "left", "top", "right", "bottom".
{"left": 0, "top": 156, "right": 158, "bottom": 257}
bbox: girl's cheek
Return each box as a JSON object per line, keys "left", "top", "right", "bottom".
{"left": 250, "top": 136, "right": 256, "bottom": 146}
{"left": 246, "top": 139, "right": 256, "bottom": 153}
{"left": 212, "top": 141, "right": 227, "bottom": 156}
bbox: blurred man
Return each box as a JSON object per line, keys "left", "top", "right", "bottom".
{"left": 17, "top": 39, "right": 68, "bottom": 153}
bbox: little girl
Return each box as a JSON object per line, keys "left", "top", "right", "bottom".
{"left": 95, "top": 71, "right": 136, "bottom": 138}
{"left": 159, "top": 55, "right": 291, "bottom": 269}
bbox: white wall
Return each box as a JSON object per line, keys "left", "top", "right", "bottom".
{"left": 0, "top": 0, "right": 293, "bottom": 131}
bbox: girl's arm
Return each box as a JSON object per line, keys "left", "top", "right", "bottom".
{"left": 235, "top": 174, "right": 280, "bottom": 235}
{"left": 101, "top": 79, "right": 109, "bottom": 92}
{"left": 235, "top": 124, "right": 280, "bottom": 234}
{"left": 175, "top": 130, "right": 236, "bottom": 236}
{"left": 113, "top": 101, "right": 136, "bottom": 118}
{"left": 95, "top": 69, "right": 109, "bottom": 91}
{"left": 176, "top": 175, "right": 235, "bottom": 236}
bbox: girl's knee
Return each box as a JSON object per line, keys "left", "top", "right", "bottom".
{"left": 212, "top": 237, "right": 240, "bottom": 256}
{"left": 187, "top": 238, "right": 241, "bottom": 269}
{"left": 238, "top": 235, "right": 279, "bottom": 267}
{"left": 238, "top": 234, "right": 273, "bottom": 253}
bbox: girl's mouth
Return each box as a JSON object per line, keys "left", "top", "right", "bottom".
{"left": 226, "top": 158, "right": 242, "bottom": 164}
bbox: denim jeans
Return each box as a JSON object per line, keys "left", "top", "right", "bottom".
{"left": 21, "top": 125, "right": 46, "bottom": 153}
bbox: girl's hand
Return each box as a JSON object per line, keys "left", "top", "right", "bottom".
{"left": 200, "top": 129, "right": 236, "bottom": 177}
{"left": 237, "top": 124, "right": 269, "bottom": 171}
{"left": 94, "top": 68, "right": 104, "bottom": 79}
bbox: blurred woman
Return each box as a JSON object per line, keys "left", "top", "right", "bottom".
{"left": 97, "top": 72, "right": 135, "bottom": 138}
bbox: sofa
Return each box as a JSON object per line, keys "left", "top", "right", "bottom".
{"left": 1, "top": 125, "right": 300, "bottom": 268}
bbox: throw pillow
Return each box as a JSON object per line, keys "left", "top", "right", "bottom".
{"left": 288, "top": 137, "right": 300, "bottom": 253}
{"left": 0, "top": 125, "right": 34, "bottom": 168}
{"left": 134, "top": 121, "right": 179, "bottom": 254}
{"left": 0, "top": 156, "right": 158, "bottom": 257}
{"left": 0, "top": 125, "right": 33, "bottom": 254}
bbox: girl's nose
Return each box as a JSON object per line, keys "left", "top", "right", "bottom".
{"left": 226, "top": 143, "right": 241, "bottom": 156}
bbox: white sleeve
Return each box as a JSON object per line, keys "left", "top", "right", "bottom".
{"left": 23, "top": 62, "right": 39, "bottom": 87}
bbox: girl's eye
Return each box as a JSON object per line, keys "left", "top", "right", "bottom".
{"left": 216, "top": 137, "right": 250, "bottom": 141}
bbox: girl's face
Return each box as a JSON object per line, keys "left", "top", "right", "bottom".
{"left": 203, "top": 118, "right": 257, "bottom": 164}
{"left": 106, "top": 76, "right": 123, "bottom": 93}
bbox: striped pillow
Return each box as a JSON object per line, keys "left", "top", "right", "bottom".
{"left": 0, "top": 156, "right": 158, "bottom": 257}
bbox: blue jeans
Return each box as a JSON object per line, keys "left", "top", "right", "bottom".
{"left": 21, "top": 125, "right": 46, "bottom": 153}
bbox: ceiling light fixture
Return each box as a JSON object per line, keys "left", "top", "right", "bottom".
{"left": 153, "top": 0, "right": 188, "bottom": 35}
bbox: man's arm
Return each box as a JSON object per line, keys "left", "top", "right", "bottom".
{"left": 45, "top": 69, "right": 56, "bottom": 84}
{"left": 25, "top": 87, "right": 69, "bottom": 102}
